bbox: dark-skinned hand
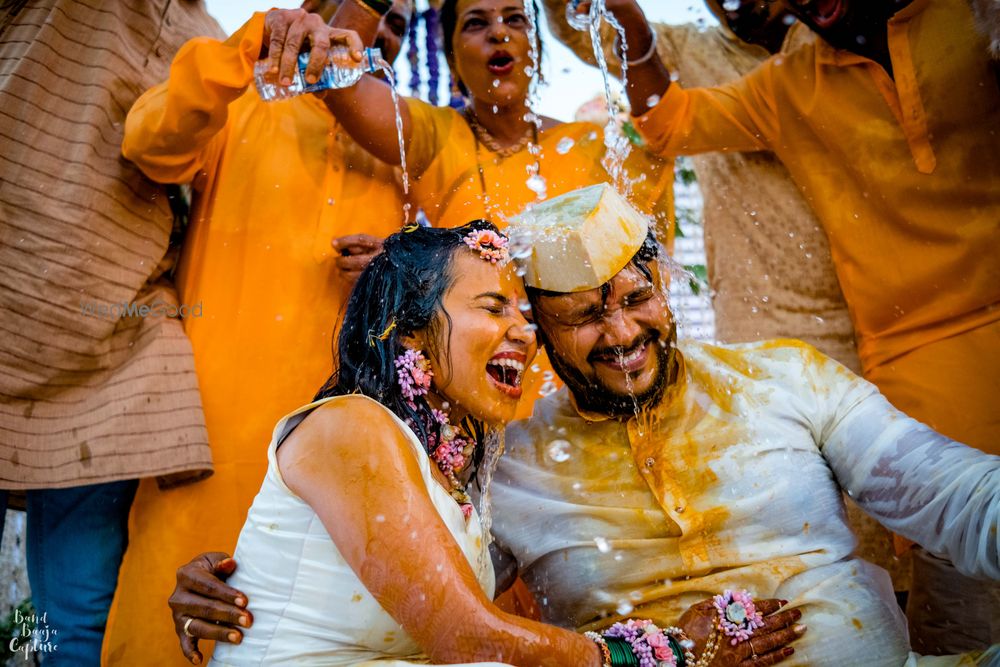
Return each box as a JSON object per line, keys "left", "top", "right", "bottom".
{"left": 678, "top": 597, "right": 807, "bottom": 666}
{"left": 169, "top": 552, "right": 250, "bottom": 665}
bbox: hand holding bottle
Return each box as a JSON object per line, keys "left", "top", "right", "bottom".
{"left": 262, "top": 8, "right": 365, "bottom": 88}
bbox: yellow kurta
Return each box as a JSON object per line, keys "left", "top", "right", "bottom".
{"left": 634, "top": 0, "right": 1000, "bottom": 455}
{"left": 406, "top": 99, "right": 676, "bottom": 421}
{"left": 103, "top": 14, "right": 404, "bottom": 665}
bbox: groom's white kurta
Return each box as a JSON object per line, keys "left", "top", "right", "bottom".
{"left": 492, "top": 340, "right": 999, "bottom": 666}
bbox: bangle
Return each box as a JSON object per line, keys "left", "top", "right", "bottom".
{"left": 351, "top": 0, "right": 392, "bottom": 17}
{"left": 614, "top": 28, "right": 658, "bottom": 67}
{"left": 585, "top": 631, "right": 612, "bottom": 667}
{"left": 605, "top": 636, "right": 640, "bottom": 666}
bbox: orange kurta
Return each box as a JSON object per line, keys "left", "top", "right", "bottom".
{"left": 635, "top": 0, "right": 1000, "bottom": 455}
{"left": 406, "top": 99, "right": 675, "bottom": 421}
{"left": 103, "top": 14, "right": 404, "bottom": 665}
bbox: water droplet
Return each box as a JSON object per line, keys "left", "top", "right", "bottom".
{"left": 525, "top": 66, "right": 535, "bottom": 77}
{"left": 539, "top": 380, "right": 558, "bottom": 396}
{"left": 783, "top": 14, "right": 796, "bottom": 25}
{"left": 616, "top": 601, "right": 634, "bottom": 615}
{"left": 492, "top": 104, "right": 498, "bottom": 114}
{"left": 375, "top": 514, "right": 386, "bottom": 522}
{"left": 547, "top": 439, "right": 571, "bottom": 462}
{"left": 594, "top": 537, "right": 611, "bottom": 553}
{"left": 526, "top": 174, "right": 547, "bottom": 195}
{"left": 556, "top": 137, "right": 575, "bottom": 154}
{"left": 518, "top": 301, "right": 532, "bottom": 313}
{"left": 723, "top": 0, "right": 740, "bottom": 9}
{"left": 646, "top": 94, "right": 660, "bottom": 107}
{"left": 523, "top": 322, "right": 538, "bottom": 334}
{"left": 492, "top": 78, "right": 500, "bottom": 88}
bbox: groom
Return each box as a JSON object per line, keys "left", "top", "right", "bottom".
{"left": 170, "top": 186, "right": 999, "bottom": 665}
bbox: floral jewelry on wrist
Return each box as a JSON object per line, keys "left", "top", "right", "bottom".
{"left": 595, "top": 619, "right": 690, "bottom": 667}
{"left": 713, "top": 589, "right": 764, "bottom": 645}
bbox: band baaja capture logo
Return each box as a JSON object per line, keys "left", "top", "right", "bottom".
{"left": 8, "top": 609, "right": 58, "bottom": 660}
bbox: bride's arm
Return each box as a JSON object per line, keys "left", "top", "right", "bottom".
{"left": 279, "top": 397, "right": 602, "bottom": 667}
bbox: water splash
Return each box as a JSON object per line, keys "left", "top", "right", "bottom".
{"left": 547, "top": 439, "right": 572, "bottom": 463}
{"left": 615, "top": 347, "right": 643, "bottom": 431}
{"left": 569, "top": 0, "right": 633, "bottom": 190}
{"left": 475, "top": 429, "right": 505, "bottom": 578}
{"left": 521, "top": 0, "right": 546, "bottom": 201}
{"left": 374, "top": 57, "right": 412, "bottom": 224}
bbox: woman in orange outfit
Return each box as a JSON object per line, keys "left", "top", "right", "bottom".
{"left": 291, "top": 0, "right": 675, "bottom": 421}
{"left": 101, "top": 5, "right": 412, "bottom": 665}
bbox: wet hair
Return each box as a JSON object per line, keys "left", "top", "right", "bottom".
{"left": 440, "top": 0, "right": 544, "bottom": 95}
{"left": 314, "top": 220, "right": 500, "bottom": 462}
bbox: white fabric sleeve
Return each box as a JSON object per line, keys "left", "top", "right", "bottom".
{"left": 809, "top": 355, "right": 1000, "bottom": 581}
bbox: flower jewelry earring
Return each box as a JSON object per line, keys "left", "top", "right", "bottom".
{"left": 395, "top": 347, "right": 433, "bottom": 406}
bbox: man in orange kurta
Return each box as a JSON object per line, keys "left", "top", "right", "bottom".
{"left": 598, "top": 0, "right": 1000, "bottom": 654}
{"left": 102, "top": 4, "right": 411, "bottom": 664}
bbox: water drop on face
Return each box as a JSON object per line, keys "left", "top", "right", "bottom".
{"left": 616, "top": 601, "right": 635, "bottom": 615}
{"left": 523, "top": 322, "right": 539, "bottom": 334}
{"left": 492, "top": 78, "right": 501, "bottom": 88}
{"left": 525, "top": 66, "right": 535, "bottom": 77}
{"left": 375, "top": 514, "right": 386, "bottom": 523}
{"left": 783, "top": 14, "right": 796, "bottom": 25}
{"left": 547, "top": 439, "right": 572, "bottom": 462}
{"left": 556, "top": 137, "right": 575, "bottom": 154}
{"left": 594, "top": 537, "right": 611, "bottom": 553}
{"left": 646, "top": 94, "right": 661, "bottom": 107}
{"left": 723, "top": 0, "right": 740, "bottom": 10}
{"left": 539, "top": 380, "right": 558, "bottom": 396}
{"left": 518, "top": 301, "right": 532, "bottom": 313}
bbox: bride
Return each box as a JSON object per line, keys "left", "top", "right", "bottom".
{"left": 190, "top": 220, "right": 799, "bottom": 666}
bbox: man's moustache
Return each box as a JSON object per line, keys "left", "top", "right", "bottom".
{"left": 588, "top": 331, "right": 657, "bottom": 363}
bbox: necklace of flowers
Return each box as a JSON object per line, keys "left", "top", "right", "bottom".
{"left": 396, "top": 348, "right": 475, "bottom": 519}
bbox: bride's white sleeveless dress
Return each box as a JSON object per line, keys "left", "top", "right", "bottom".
{"left": 210, "top": 395, "right": 513, "bottom": 666}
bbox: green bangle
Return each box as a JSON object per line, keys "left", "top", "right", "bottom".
{"left": 356, "top": 0, "right": 392, "bottom": 15}
{"left": 667, "top": 635, "right": 687, "bottom": 667}
{"left": 604, "top": 636, "right": 639, "bottom": 667}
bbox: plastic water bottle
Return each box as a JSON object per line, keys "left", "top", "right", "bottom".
{"left": 255, "top": 46, "right": 381, "bottom": 102}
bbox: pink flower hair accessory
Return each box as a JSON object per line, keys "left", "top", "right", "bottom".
{"left": 463, "top": 229, "right": 509, "bottom": 264}
{"left": 713, "top": 589, "right": 765, "bottom": 645}
{"left": 395, "top": 348, "right": 433, "bottom": 404}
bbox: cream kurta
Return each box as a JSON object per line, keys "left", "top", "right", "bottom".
{"left": 492, "top": 340, "right": 999, "bottom": 666}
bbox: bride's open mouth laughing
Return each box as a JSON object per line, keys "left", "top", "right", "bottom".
{"left": 486, "top": 351, "right": 525, "bottom": 398}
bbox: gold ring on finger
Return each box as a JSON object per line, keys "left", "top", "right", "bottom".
{"left": 749, "top": 638, "right": 759, "bottom": 659}
{"left": 183, "top": 617, "right": 196, "bottom": 638}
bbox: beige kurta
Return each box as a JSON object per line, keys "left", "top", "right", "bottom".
{"left": 492, "top": 340, "right": 999, "bottom": 666}
{"left": 0, "top": 1, "right": 222, "bottom": 489}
